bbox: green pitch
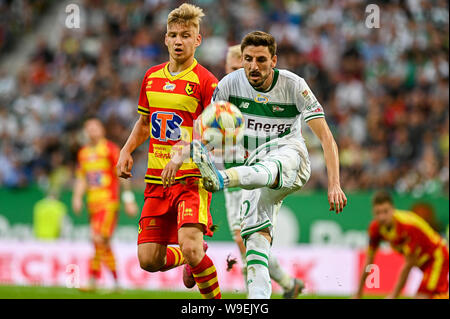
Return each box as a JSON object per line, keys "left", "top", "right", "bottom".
{"left": 0, "top": 285, "right": 376, "bottom": 299}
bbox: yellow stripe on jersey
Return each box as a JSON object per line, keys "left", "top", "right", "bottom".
{"left": 144, "top": 173, "right": 202, "bottom": 184}
{"left": 427, "top": 247, "right": 444, "bottom": 290}
{"left": 394, "top": 210, "right": 441, "bottom": 244}
{"left": 146, "top": 91, "right": 199, "bottom": 113}
{"left": 82, "top": 158, "right": 111, "bottom": 172}
{"left": 147, "top": 141, "right": 198, "bottom": 171}
{"left": 162, "top": 59, "right": 198, "bottom": 82}
{"left": 138, "top": 105, "right": 150, "bottom": 115}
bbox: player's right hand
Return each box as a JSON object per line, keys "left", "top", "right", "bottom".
{"left": 117, "top": 151, "right": 133, "bottom": 179}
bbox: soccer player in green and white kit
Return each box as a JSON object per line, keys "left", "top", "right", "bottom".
{"left": 222, "top": 44, "right": 305, "bottom": 298}
{"left": 192, "top": 31, "right": 347, "bottom": 299}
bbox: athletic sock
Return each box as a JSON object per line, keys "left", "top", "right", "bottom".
{"left": 268, "top": 253, "right": 292, "bottom": 291}
{"left": 191, "top": 254, "right": 221, "bottom": 299}
{"left": 102, "top": 246, "right": 118, "bottom": 280}
{"left": 160, "top": 246, "right": 186, "bottom": 271}
{"left": 245, "top": 232, "right": 272, "bottom": 299}
{"left": 89, "top": 243, "right": 103, "bottom": 279}
{"left": 224, "top": 161, "right": 278, "bottom": 189}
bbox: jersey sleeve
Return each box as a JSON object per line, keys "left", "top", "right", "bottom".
{"left": 137, "top": 70, "right": 151, "bottom": 116}
{"left": 200, "top": 72, "right": 219, "bottom": 109}
{"left": 296, "top": 78, "right": 325, "bottom": 122}
{"left": 211, "top": 76, "right": 231, "bottom": 104}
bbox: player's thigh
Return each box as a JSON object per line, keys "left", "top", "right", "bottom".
{"left": 89, "top": 206, "right": 118, "bottom": 242}
{"left": 240, "top": 188, "right": 282, "bottom": 239}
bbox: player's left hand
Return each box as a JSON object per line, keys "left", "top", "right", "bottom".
{"left": 161, "top": 160, "right": 183, "bottom": 188}
{"left": 328, "top": 184, "right": 347, "bottom": 214}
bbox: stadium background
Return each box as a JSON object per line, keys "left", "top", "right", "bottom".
{"left": 0, "top": 0, "right": 448, "bottom": 298}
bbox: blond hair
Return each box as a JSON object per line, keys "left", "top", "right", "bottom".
{"left": 226, "top": 44, "right": 242, "bottom": 61}
{"left": 167, "top": 3, "right": 205, "bottom": 32}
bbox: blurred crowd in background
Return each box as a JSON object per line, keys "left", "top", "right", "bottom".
{"left": 0, "top": 0, "right": 448, "bottom": 197}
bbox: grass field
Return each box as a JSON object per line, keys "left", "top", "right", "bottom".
{"left": 0, "top": 285, "right": 379, "bottom": 299}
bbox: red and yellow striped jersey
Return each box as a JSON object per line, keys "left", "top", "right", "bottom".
{"left": 137, "top": 59, "right": 218, "bottom": 184}
{"left": 368, "top": 210, "right": 446, "bottom": 269}
{"left": 76, "top": 139, "right": 120, "bottom": 212}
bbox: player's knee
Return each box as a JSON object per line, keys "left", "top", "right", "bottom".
{"left": 138, "top": 255, "right": 164, "bottom": 272}
{"left": 138, "top": 246, "right": 165, "bottom": 272}
{"left": 180, "top": 241, "right": 203, "bottom": 266}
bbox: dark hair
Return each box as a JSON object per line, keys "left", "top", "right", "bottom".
{"left": 240, "top": 31, "right": 277, "bottom": 57}
{"left": 372, "top": 190, "right": 393, "bottom": 206}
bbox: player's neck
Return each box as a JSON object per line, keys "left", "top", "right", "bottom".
{"left": 88, "top": 137, "right": 104, "bottom": 147}
{"left": 168, "top": 56, "right": 195, "bottom": 74}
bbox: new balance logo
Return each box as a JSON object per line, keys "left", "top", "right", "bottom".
{"left": 239, "top": 102, "right": 250, "bottom": 109}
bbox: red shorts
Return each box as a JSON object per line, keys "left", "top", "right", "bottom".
{"left": 137, "top": 178, "right": 214, "bottom": 245}
{"left": 88, "top": 202, "right": 119, "bottom": 239}
{"left": 417, "top": 244, "right": 449, "bottom": 297}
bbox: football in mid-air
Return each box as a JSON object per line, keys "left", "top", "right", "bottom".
{"left": 195, "top": 100, "right": 245, "bottom": 148}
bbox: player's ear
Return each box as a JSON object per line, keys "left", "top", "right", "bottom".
{"left": 195, "top": 33, "right": 202, "bottom": 48}
{"left": 271, "top": 54, "right": 277, "bottom": 68}
{"left": 164, "top": 33, "right": 169, "bottom": 47}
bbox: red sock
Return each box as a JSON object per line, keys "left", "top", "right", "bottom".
{"left": 191, "top": 254, "right": 221, "bottom": 299}
{"left": 160, "top": 246, "right": 186, "bottom": 271}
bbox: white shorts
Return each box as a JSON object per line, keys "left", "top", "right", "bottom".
{"left": 224, "top": 188, "right": 243, "bottom": 238}
{"left": 240, "top": 137, "right": 311, "bottom": 239}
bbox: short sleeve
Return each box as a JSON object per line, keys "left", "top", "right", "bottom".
{"left": 137, "top": 71, "right": 150, "bottom": 116}
{"left": 200, "top": 72, "right": 219, "bottom": 109}
{"left": 211, "top": 77, "right": 230, "bottom": 104}
{"left": 296, "top": 78, "right": 325, "bottom": 122}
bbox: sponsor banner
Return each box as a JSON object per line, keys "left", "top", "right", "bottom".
{"left": 0, "top": 240, "right": 422, "bottom": 296}
{"left": 1, "top": 187, "right": 448, "bottom": 247}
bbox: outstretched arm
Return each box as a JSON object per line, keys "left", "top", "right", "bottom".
{"left": 307, "top": 117, "right": 347, "bottom": 213}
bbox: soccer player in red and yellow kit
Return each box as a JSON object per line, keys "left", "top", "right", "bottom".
{"left": 72, "top": 118, "right": 138, "bottom": 290}
{"left": 116, "top": 4, "right": 221, "bottom": 299}
{"left": 355, "top": 191, "right": 449, "bottom": 299}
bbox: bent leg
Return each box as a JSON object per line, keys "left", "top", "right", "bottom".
{"left": 225, "top": 161, "right": 279, "bottom": 190}
{"left": 179, "top": 224, "right": 221, "bottom": 299}
{"left": 137, "top": 242, "right": 167, "bottom": 272}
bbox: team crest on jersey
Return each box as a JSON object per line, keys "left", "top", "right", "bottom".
{"left": 163, "top": 82, "right": 176, "bottom": 91}
{"left": 151, "top": 111, "right": 183, "bottom": 142}
{"left": 272, "top": 105, "right": 284, "bottom": 112}
{"left": 254, "top": 94, "right": 269, "bottom": 104}
{"left": 185, "top": 82, "right": 198, "bottom": 95}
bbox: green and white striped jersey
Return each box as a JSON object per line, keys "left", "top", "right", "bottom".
{"left": 212, "top": 68, "right": 324, "bottom": 165}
